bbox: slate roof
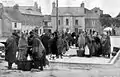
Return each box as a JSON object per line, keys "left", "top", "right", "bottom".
{"left": 19, "top": 6, "right": 42, "bottom": 15}
{"left": 3, "top": 7, "right": 43, "bottom": 26}
{"left": 21, "top": 13, "right": 44, "bottom": 26}
{"left": 4, "top": 7, "right": 23, "bottom": 22}
{"left": 85, "top": 8, "right": 100, "bottom": 18}
{"left": 52, "top": 7, "right": 85, "bottom": 16}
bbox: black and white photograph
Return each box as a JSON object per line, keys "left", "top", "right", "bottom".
{"left": 0, "top": 0, "right": 120, "bottom": 77}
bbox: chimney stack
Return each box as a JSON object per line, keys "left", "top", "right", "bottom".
{"left": 13, "top": 4, "right": 19, "bottom": 10}
{"left": 38, "top": 6, "right": 41, "bottom": 13}
{"left": 52, "top": 2, "right": 55, "bottom": 8}
{"left": 81, "top": 2, "right": 84, "bottom": 8}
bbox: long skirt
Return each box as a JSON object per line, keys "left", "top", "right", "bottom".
{"left": 17, "top": 47, "right": 27, "bottom": 61}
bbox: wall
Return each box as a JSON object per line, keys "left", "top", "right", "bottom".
{"left": 63, "top": 16, "right": 73, "bottom": 32}
{"left": 85, "top": 18, "right": 102, "bottom": 33}
{"left": 73, "top": 16, "right": 85, "bottom": 30}
{"left": 2, "top": 18, "right": 12, "bottom": 37}
{"left": 21, "top": 24, "right": 36, "bottom": 32}
{"left": 52, "top": 15, "right": 85, "bottom": 33}
{"left": 51, "top": 17, "right": 56, "bottom": 32}
{"left": 110, "top": 36, "right": 120, "bottom": 53}
{"left": 0, "top": 19, "right": 2, "bottom": 37}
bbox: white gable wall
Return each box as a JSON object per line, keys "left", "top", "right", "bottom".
{"left": 0, "top": 19, "right": 2, "bottom": 36}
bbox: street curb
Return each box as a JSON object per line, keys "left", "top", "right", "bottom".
{"left": 109, "top": 50, "right": 120, "bottom": 64}
{"left": 49, "top": 50, "right": 120, "bottom": 66}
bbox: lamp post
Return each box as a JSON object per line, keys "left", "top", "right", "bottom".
{"left": 56, "top": 0, "right": 58, "bottom": 32}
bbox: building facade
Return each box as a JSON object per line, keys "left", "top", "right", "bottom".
{"left": 0, "top": 3, "right": 23, "bottom": 37}
{"left": 0, "top": 2, "right": 44, "bottom": 37}
{"left": 43, "top": 15, "right": 52, "bottom": 33}
{"left": 51, "top": 2, "right": 103, "bottom": 33}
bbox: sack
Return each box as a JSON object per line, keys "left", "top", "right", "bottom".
{"left": 17, "top": 61, "right": 33, "bottom": 71}
{"left": 24, "top": 61, "right": 33, "bottom": 71}
{"left": 85, "top": 45, "right": 90, "bottom": 55}
{"left": 77, "top": 49, "right": 84, "bottom": 57}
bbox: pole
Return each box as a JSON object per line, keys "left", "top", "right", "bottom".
{"left": 56, "top": 0, "right": 58, "bottom": 31}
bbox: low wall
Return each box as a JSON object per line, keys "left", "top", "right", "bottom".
{"left": 110, "top": 36, "right": 120, "bottom": 53}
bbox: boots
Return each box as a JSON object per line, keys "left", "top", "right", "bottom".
{"left": 8, "top": 62, "right": 13, "bottom": 69}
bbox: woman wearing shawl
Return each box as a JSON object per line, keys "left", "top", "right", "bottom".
{"left": 78, "top": 32, "right": 85, "bottom": 49}
{"left": 5, "top": 32, "right": 18, "bottom": 69}
{"left": 101, "top": 32, "right": 111, "bottom": 58}
{"left": 17, "top": 33, "right": 28, "bottom": 61}
{"left": 32, "top": 33, "right": 45, "bottom": 70}
{"left": 57, "top": 34, "right": 64, "bottom": 59}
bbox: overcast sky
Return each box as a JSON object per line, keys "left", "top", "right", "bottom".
{"left": 0, "top": 0, "right": 120, "bottom": 17}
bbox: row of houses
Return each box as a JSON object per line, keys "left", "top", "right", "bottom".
{"left": 0, "top": 2, "right": 51, "bottom": 37}
{"left": 0, "top": 2, "right": 103, "bottom": 37}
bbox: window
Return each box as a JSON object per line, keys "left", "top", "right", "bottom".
{"left": 95, "top": 10, "right": 98, "bottom": 13}
{"left": 44, "top": 22, "right": 47, "bottom": 26}
{"left": 58, "top": 20, "right": 60, "bottom": 25}
{"left": 75, "top": 20, "right": 78, "bottom": 25}
{"left": 66, "top": 19, "right": 69, "bottom": 25}
{"left": 14, "top": 23, "right": 17, "bottom": 28}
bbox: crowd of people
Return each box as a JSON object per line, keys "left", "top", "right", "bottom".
{"left": 4, "top": 29, "right": 111, "bottom": 71}
{"left": 77, "top": 30, "right": 111, "bottom": 58}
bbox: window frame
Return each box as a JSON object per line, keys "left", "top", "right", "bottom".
{"left": 58, "top": 20, "right": 60, "bottom": 25}
{"left": 66, "top": 19, "right": 69, "bottom": 25}
{"left": 75, "top": 19, "right": 78, "bottom": 25}
{"left": 14, "top": 22, "right": 17, "bottom": 28}
{"left": 44, "top": 21, "right": 48, "bottom": 26}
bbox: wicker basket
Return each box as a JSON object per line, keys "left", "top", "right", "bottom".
{"left": 17, "top": 60, "right": 33, "bottom": 71}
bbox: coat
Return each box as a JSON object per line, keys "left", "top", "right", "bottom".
{"left": 48, "top": 37, "right": 58, "bottom": 55}
{"left": 102, "top": 36, "right": 111, "bottom": 55}
{"left": 17, "top": 37, "right": 28, "bottom": 61}
{"left": 78, "top": 34, "right": 85, "bottom": 48}
{"left": 41, "top": 34, "right": 50, "bottom": 55}
{"left": 57, "top": 37, "right": 64, "bottom": 54}
{"left": 32, "top": 36, "right": 47, "bottom": 67}
{"left": 32, "top": 36, "right": 45, "bottom": 60}
{"left": 5, "top": 35, "right": 18, "bottom": 63}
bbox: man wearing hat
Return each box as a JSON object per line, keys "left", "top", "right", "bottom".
{"left": 5, "top": 32, "right": 19, "bottom": 69}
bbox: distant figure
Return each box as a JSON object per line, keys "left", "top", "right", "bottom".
{"left": 78, "top": 32, "right": 85, "bottom": 49}
{"left": 41, "top": 33, "right": 50, "bottom": 55}
{"left": 32, "top": 33, "right": 45, "bottom": 70}
{"left": 17, "top": 33, "right": 28, "bottom": 61}
{"left": 57, "top": 34, "right": 64, "bottom": 59}
{"left": 101, "top": 32, "right": 111, "bottom": 58}
{"left": 48, "top": 32, "right": 58, "bottom": 59}
{"left": 5, "top": 32, "right": 19, "bottom": 69}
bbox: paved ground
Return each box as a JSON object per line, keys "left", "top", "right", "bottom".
{"left": 0, "top": 36, "right": 120, "bottom": 77}
{"left": 47, "top": 47, "right": 111, "bottom": 64}
{"left": 0, "top": 47, "right": 120, "bottom": 77}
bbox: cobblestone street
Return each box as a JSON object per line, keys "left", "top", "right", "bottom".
{"left": 0, "top": 47, "right": 120, "bottom": 77}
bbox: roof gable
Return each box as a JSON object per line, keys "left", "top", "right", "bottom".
{"left": 19, "top": 6, "right": 41, "bottom": 15}
{"left": 21, "top": 14, "right": 44, "bottom": 26}
{"left": 52, "top": 7, "right": 85, "bottom": 16}
{"left": 4, "top": 7, "right": 23, "bottom": 22}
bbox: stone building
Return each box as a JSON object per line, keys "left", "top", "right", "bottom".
{"left": 17, "top": 2, "right": 44, "bottom": 35}
{"left": 0, "top": 3, "right": 23, "bottom": 37}
{"left": 0, "top": 2, "right": 44, "bottom": 37}
{"left": 51, "top": 2, "right": 103, "bottom": 33}
{"left": 43, "top": 15, "right": 52, "bottom": 33}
